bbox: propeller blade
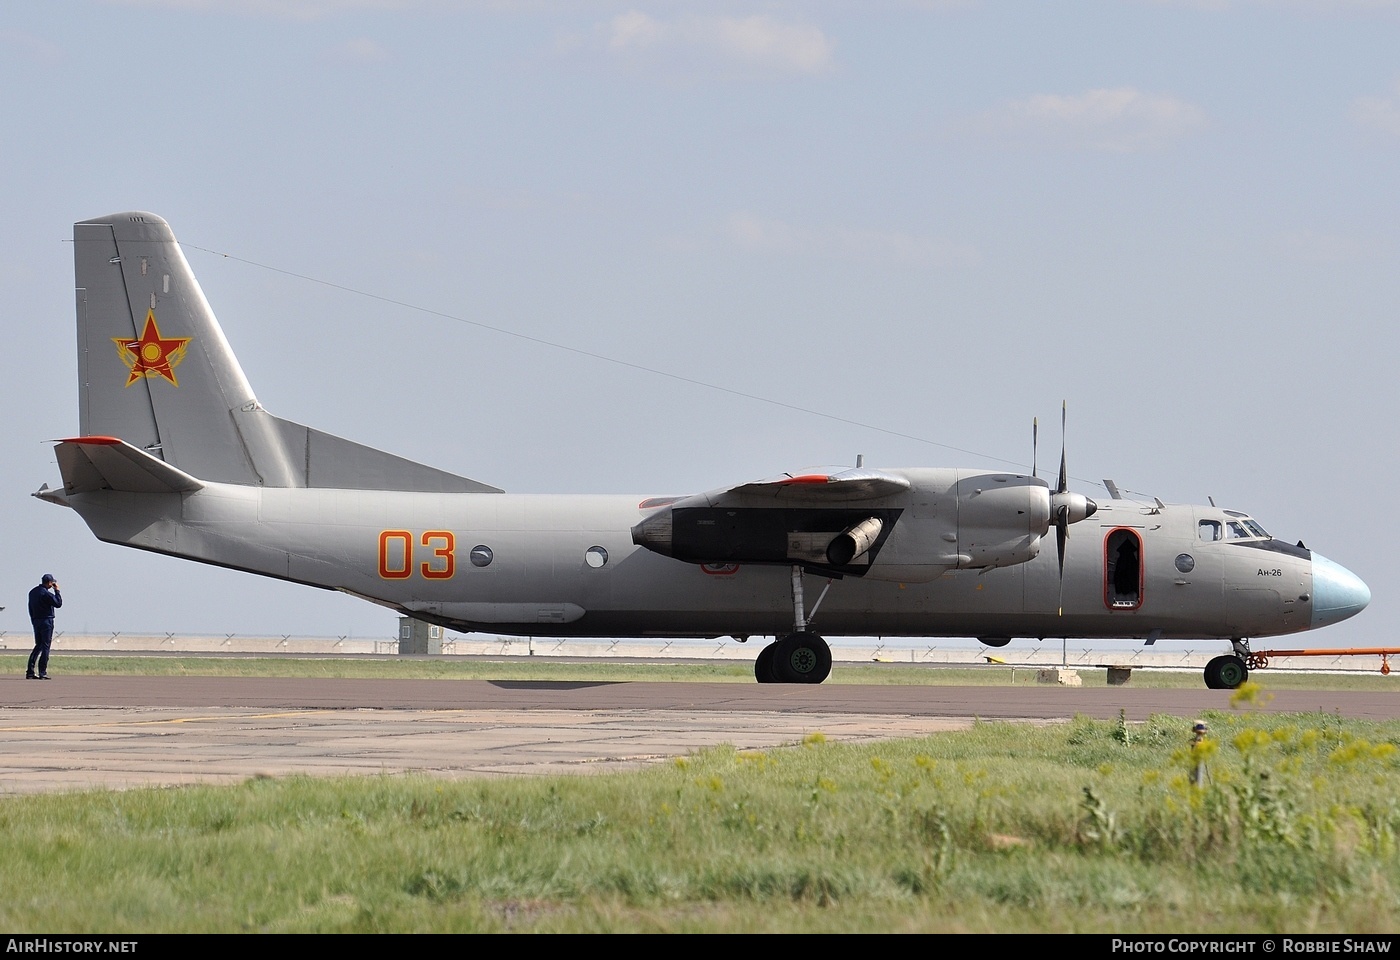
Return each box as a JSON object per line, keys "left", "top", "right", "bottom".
{"left": 1056, "top": 511, "right": 1067, "bottom": 572}
{"left": 1056, "top": 400, "right": 1069, "bottom": 615}
{"left": 1032, "top": 417, "right": 1039, "bottom": 479}
{"left": 1052, "top": 514, "right": 1064, "bottom": 621}
{"left": 1056, "top": 401, "right": 1068, "bottom": 494}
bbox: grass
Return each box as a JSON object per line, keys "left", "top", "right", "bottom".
{"left": 3, "top": 711, "right": 1400, "bottom": 932}
{"left": 4, "top": 654, "right": 1400, "bottom": 932}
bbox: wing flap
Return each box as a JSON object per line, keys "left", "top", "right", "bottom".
{"left": 54, "top": 436, "right": 205, "bottom": 495}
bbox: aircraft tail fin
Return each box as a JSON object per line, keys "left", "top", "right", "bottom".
{"left": 72, "top": 212, "right": 501, "bottom": 493}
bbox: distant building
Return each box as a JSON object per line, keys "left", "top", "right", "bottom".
{"left": 398, "top": 617, "right": 442, "bottom": 655}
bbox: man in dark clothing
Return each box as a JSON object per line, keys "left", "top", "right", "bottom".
{"left": 27, "top": 574, "right": 62, "bottom": 680}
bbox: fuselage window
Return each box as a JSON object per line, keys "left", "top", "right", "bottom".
{"left": 1104, "top": 528, "right": 1143, "bottom": 610}
{"left": 1199, "top": 520, "right": 1221, "bottom": 542}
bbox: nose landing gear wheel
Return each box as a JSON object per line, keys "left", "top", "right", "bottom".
{"left": 1204, "top": 654, "right": 1249, "bottom": 690}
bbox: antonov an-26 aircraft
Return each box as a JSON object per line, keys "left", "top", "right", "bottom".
{"left": 37, "top": 212, "right": 1372, "bottom": 690}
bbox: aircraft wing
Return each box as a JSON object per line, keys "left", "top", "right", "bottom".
{"left": 632, "top": 467, "right": 914, "bottom": 575}
{"left": 715, "top": 467, "right": 911, "bottom": 504}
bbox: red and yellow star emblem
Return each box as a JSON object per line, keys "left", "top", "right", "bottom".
{"left": 113, "top": 310, "right": 191, "bottom": 387}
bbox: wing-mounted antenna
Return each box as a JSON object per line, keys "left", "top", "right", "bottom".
{"left": 1047, "top": 402, "right": 1098, "bottom": 615}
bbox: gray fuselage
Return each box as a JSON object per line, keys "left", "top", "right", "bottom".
{"left": 65, "top": 481, "right": 1329, "bottom": 644}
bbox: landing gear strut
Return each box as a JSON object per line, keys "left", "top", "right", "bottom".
{"left": 1203, "top": 639, "right": 1252, "bottom": 690}
{"left": 754, "top": 566, "right": 835, "bottom": 684}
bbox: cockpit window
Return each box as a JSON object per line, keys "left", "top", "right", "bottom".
{"left": 1202, "top": 516, "right": 1270, "bottom": 542}
{"left": 1223, "top": 519, "right": 1270, "bottom": 540}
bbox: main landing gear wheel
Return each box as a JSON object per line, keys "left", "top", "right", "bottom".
{"left": 1204, "top": 654, "right": 1249, "bottom": 690}
{"left": 760, "top": 566, "right": 835, "bottom": 683}
{"left": 771, "top": 632, "right": 833, "bottom": 684}
{"left": 754, "top": 642, "right": 779, "bottom": 683}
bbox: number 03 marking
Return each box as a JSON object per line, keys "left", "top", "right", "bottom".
{"left": 379, "top": 530, "right": 456, "bottom": 580}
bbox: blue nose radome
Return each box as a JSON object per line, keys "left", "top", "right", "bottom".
{"left": 1311, "top": 553, "right": 1371, "bottom": 629}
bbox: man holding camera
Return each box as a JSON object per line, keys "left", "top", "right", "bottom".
{"left": 26, "top": 573, "right": 62, "bottom": 680}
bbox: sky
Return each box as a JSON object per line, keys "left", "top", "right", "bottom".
{"left": 1, "top": 0, "right": 1395, "bottom": 652}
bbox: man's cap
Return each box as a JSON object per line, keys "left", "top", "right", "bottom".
{"left": 41, "top": 574, "right": 55, "bottom": 584}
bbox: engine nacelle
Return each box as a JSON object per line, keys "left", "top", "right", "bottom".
{"left": 953, "top": 473, "right": 1052, "bottom": 570}
{"left": 630, "top": 467, "right": 1091, "bottom": 581}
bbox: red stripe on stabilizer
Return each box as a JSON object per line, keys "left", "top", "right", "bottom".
{"left": 780, "top": 474, "right": 833, "bottom": 485}
{"left": 58, "top": 436, "right": 123, "bottom": 445}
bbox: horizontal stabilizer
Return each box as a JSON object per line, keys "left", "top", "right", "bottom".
{"left": 53, "top": 436, "right": 204, "bottom": 495}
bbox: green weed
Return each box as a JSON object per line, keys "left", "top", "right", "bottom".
{"left": 3, "top": 710, "right": 1400, "bottom": 932}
